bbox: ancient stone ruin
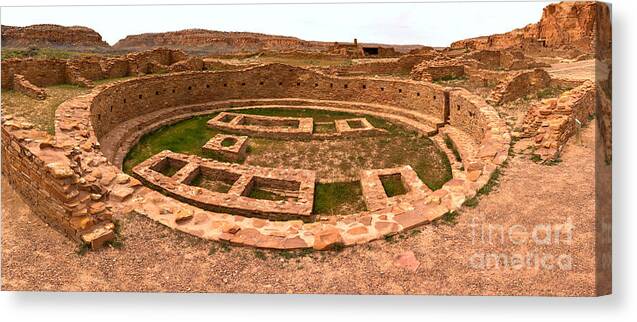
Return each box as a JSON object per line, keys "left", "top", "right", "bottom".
{"left": 2, "top": 62, "right": 510, "bottom": 250}
{"left": 0, "top": 1, "right": 611, "bottom": 255}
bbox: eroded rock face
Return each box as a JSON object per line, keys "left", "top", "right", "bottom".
{"left": 1, "top": 24, "right": 109, "bottom": 48}
{"left": 450, "top": 2, "right": 611, "bottom": 59}
{"left": 538, "top": 1, "right": 611, "bottom": 58}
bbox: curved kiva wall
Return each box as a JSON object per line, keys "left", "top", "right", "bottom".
{"left": 89, "top": 64, "right": 447, "bottom": 141}
{"left": 41, "top": 63, "right": 510, "bottom": 251}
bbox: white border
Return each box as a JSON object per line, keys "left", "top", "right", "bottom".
{"left": 0, "top": 0, "right": 634, "bottom": 321}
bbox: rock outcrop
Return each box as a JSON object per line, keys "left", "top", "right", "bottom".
{"left": 113, "top": 28, "right": 327, "bottom": 54}
{"left": 1, "top": 24, "right": 110, "bottom": 48}
{"left": 450, "top": 2, "right": 611, "bottom": 59}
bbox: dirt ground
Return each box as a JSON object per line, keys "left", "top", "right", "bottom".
{"left": 246, "top": 135, "right": 450, "bottom": 185}
{"left": 1, "top": 123, "right": 599, "bottom": 295}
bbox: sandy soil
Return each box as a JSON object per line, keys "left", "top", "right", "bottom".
{"left": 1, "top": 123, "right": 598, "bottom": 295}
{"left": 546, "top": 59, "right": 604, "bottom": 82}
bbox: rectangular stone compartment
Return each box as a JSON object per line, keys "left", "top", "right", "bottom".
{"left": 202, "top": 134, "right": 248, "bottom": 162}
{"left": 379, "top": 173, "right": 408, "bottom": 197}
{"left": 241, "top": 176, "right": 301, "bottom": 202}
{"left": 346, "top": 119, "right": 366, "bottom": 129}
{"left": 132, "top": 150, "right": 316, "bottom": 222}
{"left": 150, "top": 156, "right": 187, "bottom": 177}
{"left": 360, "top": 166, "right": 432, "bottom": 211}
{"left": 238, "top": 115, "right": 300, "bottom": 128}
{"left": 334, "top": 117, "right": 386, "bottom": 137}
{"left": 184, "top": 166, "right": 241, "bottom": 193}
{"left": 207, "top": 112, "right": 313, "bottom": 140}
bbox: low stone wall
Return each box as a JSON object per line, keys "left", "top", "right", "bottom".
{"left": 410, "top": 60, "right": 465, "bottom": 82}
{"left": 447, "top": 88, "right": 509, "bottom": 166}
{"left": 207, "top": 112, "right": 314, "bottom": 140}
{"left": 132, "top": 150, "right": 316, "bottom": 222}
{"left": 1, "top": 58, "right": 67, "bottom": 88}
{"left": 1, "top": 120, "right": 114, "bottom": 249}
{"left": 0, "top": 48, "right": 220, "bottom": 92}
{"left": 515, "top": 80, "right": 595, "bottom": 160}
{"left": 89, "top": 64, "right": 448, "bottom": 140}
{"left": 13, "top": 74, "right": 47, "bottom": 100}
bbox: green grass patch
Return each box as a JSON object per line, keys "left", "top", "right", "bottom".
{"left": 380, "top": 174, "right": 407, "bottom": 197}
{"left": 313, "top": 122, "right": 336, "bottom": 133}
{"left": 535, "top": 85, "right": 573, "bottom": 99}
{"left": 437, "top": 211, "right": 459, "bottom": 225}
{"left": 443, "top": 135, "right": 462, "bottom": 162}
{"left": 313, "top": 181, "right": 366, "bottom": 215}
{"left": 123, "top": 114, "right": 223, "bottom": 174}
{"left": 463, "top": 196, "right": 479, "bottom": 208}
{"left": 247, "top": 188, "right": 288, "bottom": 201}
{"left": 188, "top": 173, "right": 234, "bottom": 193}
{"left": 220, "top": 138, "right": 236, "bottom": 147}
{"left": 75, "top": 242, "right": 91, "bottom": 256}
{"left": 254, "top": 249, "right": 268, "bottom": 260}
{"left": 477, "top": 168, "right": 502, "bottom": 196}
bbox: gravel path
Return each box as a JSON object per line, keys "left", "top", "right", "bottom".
{"left": 1, "top": 125, "right": 599, "bottom": 295}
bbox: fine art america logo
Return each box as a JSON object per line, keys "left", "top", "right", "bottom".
{"left": 468, "top": 217, "right": 574, "bottom": 271}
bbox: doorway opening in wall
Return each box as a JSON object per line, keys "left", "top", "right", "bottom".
{"left": 362, "top": 47, "right": 379, "bottom": 56}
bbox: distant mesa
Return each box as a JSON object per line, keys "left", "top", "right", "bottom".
{"left": 1, "top": 24, "right": 110, "bottom": 49}
{"left": 112, "top": 28, "right": 328, "bottom": 54}
{"left": 112, "top": 29, "right": 419, "bottom": 55}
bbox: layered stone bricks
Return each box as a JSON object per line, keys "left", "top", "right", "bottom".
{"left": 132, "top": 150, "right": 316, "bottom": 222}
{"left": 202, "top": 134, "right": 248, "bottom": 161}
{"left": 207, "top": 112, "right": 313, "bottom": 140}
{"left": 360, "top": 166, "right": 431, "bottom": 211}
{"left": 1, "top": 121, "right": 115, "bottom": 250}
{"left": 514, "top": 80, "right": 595, "bottom": 161}
{"left": 13, "top": 74, "right": 47, "bottom": 100}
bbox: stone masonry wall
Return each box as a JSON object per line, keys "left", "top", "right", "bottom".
{"left": 1, "top": 121, "right": 114, "bottom": 249}
{"left": 1, "top": 48, "right": 209, "bottom": 91}
{"left": 89, "top": 64, "right": 448, "bottom": 140}
{"left": 488, "top": 69, "right": 552, "bottom": 105}
{"left": 447, "top": 88, "right": 489, "bottom": 140}
{"left": 13, "top": 74, "right": 47, "bottom": 100}
{"left": 516, "top": 80, "right": 596, "bottom": 160}
{"left": 1, "top": 58, "right": 68, "bottom": 88}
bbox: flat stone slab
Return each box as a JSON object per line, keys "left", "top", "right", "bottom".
{"left": 207, "top": 112, "right": 313, "bottom": 140}
{"left": 132, "top": 150, "right": 316, "bottom": 222}
{"left": 202, "top": 134, "right": 248, "bottom": 162}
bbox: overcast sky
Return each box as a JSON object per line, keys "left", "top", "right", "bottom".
{"left": 0, "top": 1, "right": 555, "bottom": 47}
